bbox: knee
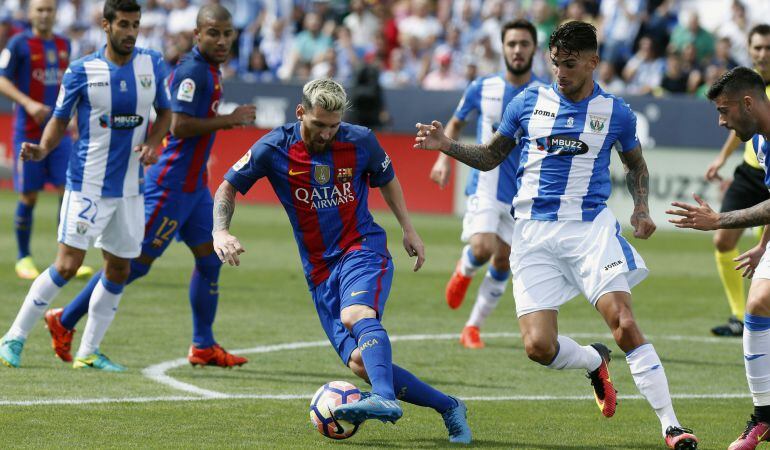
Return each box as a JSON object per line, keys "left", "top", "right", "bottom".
{"left": 747, "top": 296, "right": 770, "bottom": 317}
{"left": 19, "top": 192, "right": 38, "bottom": 207}
{"left": 524, "top": 337, "right": 557, "bottom": 365}
{"left": 470, "top": 242, "right": 494, "bottom": 263}
{"left": 104, "top": 262, "right": 131, "bottom": 284}
{"left": 490, "top": 254, "right": 510, "bottom": 273}
{"left": 52, "top": 262, "right": 78, "bottom": 280}
{"left": 713, "top": 232, "right": 736, "bottom": 252}
{"left": 611, "top": 316, "right": 643, "bottom": 350}
{"left": 340, "top": 306, "right": 376, "bottom": 332}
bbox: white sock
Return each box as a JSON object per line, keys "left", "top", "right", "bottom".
{"left": 466, "top": 269, "right": 508, "bottom": 328}
{"left": 8, "top": 267, "right": 68, "bottom": 340}
{"left": 547, "top": 336, "right": 602, "bottom": 371}
{"left": 626, "top": 343, "right": 680, "bottom": 435}
{"left": 743, "top": 315, "right": 770, "bottom": 406}
{"left": 459, "top": 245, "right": 484, "bottom": 277}
{"left": 76, "top": 277, "right": 123, "bottom": 358}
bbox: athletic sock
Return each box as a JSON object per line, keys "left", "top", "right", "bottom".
{"left": 715, "top": 249, "right": 746, "bottom": 318}
{"left": 61, "top": 271, "right": 102, "bottom": 330}
{"left": 190, "top": 254, "right": 222, "bottom": 349}
{"left": 76, "top": 274, "right": 124, "bottom": 358}
{"left": 744, "top": 314, "right": 770, "bottom": 417}
{"left": 392, "top": 364, "right": 455, "bottom": 413}
{"left": 351, "top": 318, "right": 395, "bottom": 400}
{"left": 466, "top": 266, "right": 508, "bottom": 328}
{"left": 8, "top": 266, "right": 68, "bottom": 339}
{"left": 458, "top": 244, "right": 484, "bottom": 277}
{"left": 626, "top": 343, "right": 680, "bottom": 436}
{"left": 14, "top": 201, "right": 33, "bottom": 260}
{"left": 61, "top": 260, "right": 150, "bottom": 330}
{"left": 546, "top": 335, "right": 602, "bottom": 371}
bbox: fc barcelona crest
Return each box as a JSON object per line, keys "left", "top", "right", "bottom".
{"left": 47, "top": 49, "right": 56, "bottom": 64}
{"left": 337, "top": 167, "right": 353, "bottom": 183}
{"left": 589, "top": 114, "right": 607, "bottom": 132}
{"left": 314, "top": 165, "right": 331, "bottom": 184}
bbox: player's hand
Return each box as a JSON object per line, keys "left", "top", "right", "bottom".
{"left": 213, "top": 230, "right": 246, "bottom": 266}
{"left": 134, "top": 143, "right": 159, "bottom": 165}
{"left": 735, "top": 244, "right": 766, "bottom": 278}
{"left": 704, "top": 157, "right": 725, "bottom": 182}
{"left": 228, "top": 104, "right": 257, "bottom": 128}
{"left": 667, "top": 193, "right": 720, "bottom": 230}
{"left": 25, "top": 101, "right": 51, "bottom": 126}
{"left": 414, "top": 121, "right": 449, "bottom": 152}
{"left": 19, "top": 142, "right": 47, "bottom": 161}
{"left": 402, "top": 228, "right": 425, "bottom": 272}
{"left": 630, "top": 209, "right": 656, "bottom": 239}
{"left": 429, "top": 155, "right": 451, "bottom": 189}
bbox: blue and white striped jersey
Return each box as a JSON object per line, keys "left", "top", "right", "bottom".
{"left": 751, "top": 134, "right": 770, "bottom": 187}
{"left": 455, "top": 73, "right": 546, "bottom": 204}
{"left": 498, "top": 82, "right": 640, "bottom": 221}
{"left": 53, "top": 46, "right": 170, "bottom": 198}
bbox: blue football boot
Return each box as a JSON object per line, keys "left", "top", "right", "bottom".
{"left": 0, "top": 335, "right": 25, "bottom": 368}
{"left": 442, "top": 396, "right": 472, "bottom": 444}
{"left": 333, "top": 392, "right": 403, "bottom": 424}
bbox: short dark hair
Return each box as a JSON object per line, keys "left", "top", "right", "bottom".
{"left": 707, "top": 66, "right": 766, "bottom": 100}
{"left": 549, "top": 21, "right": 597, "bottom": 56}
{"left": 501, "top": 19, "right": 537, "bottom": 47}
{"left": 197, "top": 4, "right": 232, "bottom": 28}
{"left": 749, "top": 24, "right": 770, "bottom": 45}
{"left": 103, "top": 0, "right": 141, "bottom": 23}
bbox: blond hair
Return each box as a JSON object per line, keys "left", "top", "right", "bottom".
{"left": 301, "top": 79, "right": 348, "bottom": 113}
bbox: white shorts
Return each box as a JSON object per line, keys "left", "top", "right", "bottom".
{"left": 57, "top": 190, "right": 144, "bottom": 259}
{"left": 754, "top": 250, "right": 770, "bottom": 280}
{"left": 510, "top": 208, "right": 648, "bottom": 317}
{"left": 461, "top": 195, "right": 514, "bottom": 246}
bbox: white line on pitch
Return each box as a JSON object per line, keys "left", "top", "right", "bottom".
{"left": 0, "top": 392, "right": 751, "bottom": 407}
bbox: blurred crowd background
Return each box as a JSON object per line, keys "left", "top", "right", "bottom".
{"left": 1, "top": 0, "right": 769, "bottom": 99}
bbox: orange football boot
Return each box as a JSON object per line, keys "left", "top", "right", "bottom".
{"left": 188, "top": 344, "right": 248, "bottom": 368}
{"left": 44, "top": 308, "right": 75, "bottom": 362}
{"left": 445, "top": 261, "right": 472, "bottom": 309}
{"left": 587, "top": 343, "right": 617, "bottom": 418}
{"left": 459, "top": 326, "right": 484, "bottom": 349}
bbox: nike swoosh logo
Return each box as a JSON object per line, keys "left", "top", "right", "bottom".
{"left": 746, "top": 353, "right": 767, "bottom": 361}
{"left": 351, "top": 290, "right": 368, "bottom": 297}
{"left": 33, "top": 300, "right": 46, "bottom": 307}
{"left": 288, "top": 169, "right": 309, "bottom": 176}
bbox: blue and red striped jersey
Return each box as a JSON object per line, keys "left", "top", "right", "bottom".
{"left": 146, "top": 46, "right": 222, "bottom": 192}
{"left": 225, "top": 122, "right": 395, "bottom": 287}
{"left": 0, "top": 30, "right": 70, "bottom": 141}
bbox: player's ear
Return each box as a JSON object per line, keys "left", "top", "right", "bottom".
{"left": 296, "top": 104, "right": 305, "bottom": 120}
{"left": 101, "top": 18, "right": 110, "bottom": 34}
{"left": 743, "top": 95, "right": 753, "bottom": 111}
{"left": 588, "top": 53, "right": 599, "bottom": 71}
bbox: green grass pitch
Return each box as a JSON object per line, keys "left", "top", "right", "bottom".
{"left": 0, "top": 190, "right": 757, "bottom": 448}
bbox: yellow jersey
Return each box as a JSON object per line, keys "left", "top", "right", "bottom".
{"left": 743, "top": 83, "right": 770, "bottom": 168}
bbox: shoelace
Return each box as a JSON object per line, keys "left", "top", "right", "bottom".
{"left": 668, "top": 426, "right": 694, "bottom": 436}
{"left": 6, "top": 339, "right": 23, "bottom": 354}
{"left": 739, "top": 419, "right": 760, "bottom": 439}
{"left": 442, "top": 407, "right": 464, "bottom": 436}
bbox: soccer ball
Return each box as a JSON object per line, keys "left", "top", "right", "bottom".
{"left": 309, "top": 381, "right": 362, "bottom": 439}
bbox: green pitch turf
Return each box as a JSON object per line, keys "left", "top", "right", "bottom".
{"left": 0, "top": 190, "right": 757, "bottom": 448}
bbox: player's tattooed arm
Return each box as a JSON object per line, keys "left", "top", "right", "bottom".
{"left": 443, "top": 132, "right": 516, "bottom": 171}
{"left": 720, "top": 200, "right": 770, "bottom": 229}
{"left": 618, "top": 146, "right": 650, "bottom": 211}
{"left": 619, "top": 146, "right": 656, "bottom": 239}
{"left": 213, "top": 181, "right": 237, "bottom": 233}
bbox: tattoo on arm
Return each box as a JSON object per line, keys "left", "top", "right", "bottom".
{"left": 213, "top": 182, "right": 237, "bottom": 232}
{"left": 618, "top": 146, "right": 649, "bottom": 212}
{"left": 719, "top": 200, "right": 770, "bottom": 229}
{"left": 444, "top": 131, "right": 516, "bottom": 170}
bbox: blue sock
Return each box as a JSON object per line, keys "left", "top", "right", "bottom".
{"left": 15, "top": 201, "right": 33, "bottom": 260}
{"left": 351, "top": 318, "right": 395, "bottom": 400}
{"left": 392, "top": 364, "right": 456, "bottom": 413}
{"left": 60, "top": 260, "right": 151, "bottom": 330}
{"left": 61, "top": 270, "right": 101, "bottom": 329}
{"left": 190, "top": 253, "right": 221, "bottom": 349}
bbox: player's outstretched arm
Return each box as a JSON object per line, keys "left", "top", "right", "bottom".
{"left": 428, "top": 117, "right": 466, "bottom": 189}
{"left": 212, "top": 180, "right": 246, "bottom": 266}
{"left": 170, "top": 104, "right": 257, "bottom": 139}
{"left": 379, "top": 176, "right": 425, "bottom": 272}
{"left": 415, "top": 121, "right": 515, "bottom": 171}
{"left": 669, "top": 194, "right": 770, "bottom": 230}
{"left": 705, "top": 130, "right": 742, "bottom": 181}
{"left": 20, "top": 116, "right": 69, "bottom": 161}
{"left": 734, "top": 226, "right": 770, "bottom": 278}
{"left": 618, "top": 146, "right": 656, "bottom": 239}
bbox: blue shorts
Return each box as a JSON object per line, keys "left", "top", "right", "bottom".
{"left": 13, "top": 135, "right": 71, "bottom": 193}
{"left": 141, "top": 183, "right": 214, "bottom": 258}
{"left": 311, "top": 249, "right": 394, "bottom": 365}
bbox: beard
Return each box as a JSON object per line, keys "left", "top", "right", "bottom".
{"left": 504, "top": 54, "right": 534, "bottom": 76}
{"left": 109, "top": 32, "right": 135, "bottom": 56}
